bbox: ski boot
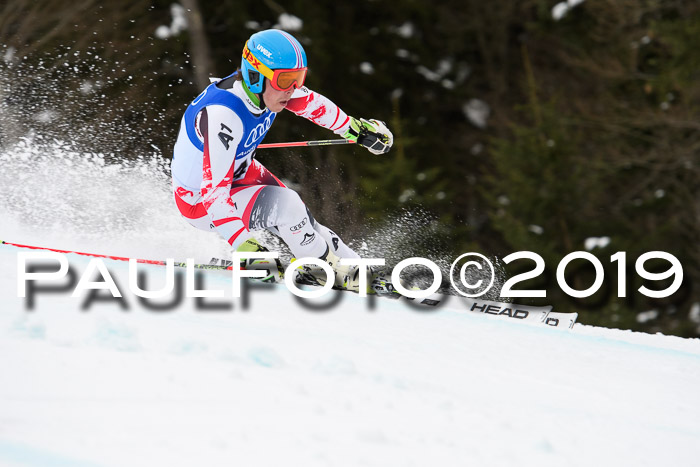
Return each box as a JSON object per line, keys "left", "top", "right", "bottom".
{"left": 368, "top": 269, "right": 397, "bottom": 295}
{"left": 296, "top": 248, "right": 376, "bottom": 294}
{"left": 237, "top": 238, "right": 284, "bottom": 283}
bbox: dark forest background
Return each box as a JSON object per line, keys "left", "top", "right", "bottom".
{"left": 1, "top": 0, "right": 698, "bottom": 336}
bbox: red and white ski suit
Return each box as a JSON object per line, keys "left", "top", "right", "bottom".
{"left": 171, "top": 77, "right": 359, "bottom": 259}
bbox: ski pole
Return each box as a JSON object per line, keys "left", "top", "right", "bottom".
{"left": 257, "top": 139, "right": 355, "bottom": 149}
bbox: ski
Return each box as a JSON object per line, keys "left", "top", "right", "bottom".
{"left": 211, "top": 256, "right": 578, "bottom": 329}
{"left": 1, "top": 240, "right": 577, "bottom": 329}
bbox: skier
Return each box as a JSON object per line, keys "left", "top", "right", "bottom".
{"left": 171, "top": 29, "right": 393, "bottom": 291}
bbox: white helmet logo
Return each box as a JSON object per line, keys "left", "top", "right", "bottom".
{"left": 256, "top": 44, "right": 273, "bottom": 58}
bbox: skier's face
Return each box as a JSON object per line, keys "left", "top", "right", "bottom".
{"left": 262, "top": 78, "right": 294, "bottom": 112}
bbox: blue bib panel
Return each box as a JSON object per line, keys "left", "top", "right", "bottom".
{"left": 183, "top": 74, "right": 276, "bottom": 160}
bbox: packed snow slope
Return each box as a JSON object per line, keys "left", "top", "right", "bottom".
{"left": 1, "top": 141, "right": 700, "bottom": 467}
{"left": 2, "top": 245, "right": 700, "bottom": 467}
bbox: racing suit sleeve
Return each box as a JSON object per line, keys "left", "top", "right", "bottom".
{"left": 197, "top": 105, "right": 244, "bottom": 210}
{"left": 285, "top": 86, "right": 353, "bottom": 136}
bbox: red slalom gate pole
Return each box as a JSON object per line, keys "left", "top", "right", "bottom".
{"left": 257, "top": 139, "right": 355, "bottom": 149}
{"left": 0, "top": 240, "right": 233, "bottom": 270}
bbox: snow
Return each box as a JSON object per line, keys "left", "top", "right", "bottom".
{"left": 398, "top": 188, "right": 415, "bottom": 203}
{"left": 462, "top": 98, "right": 490, "bottom": 129}
{"left": 584, "top": 236, "right": 611, "bottom": 251}
{"left": 636, "top": 309, "right": 660, "bottom": 323}
{"left": 528, "top": 224, "right": 544, "bottom": 235}
{"left": 2, "top": 113, "right": 700, "bottom": 467}
{"left": 552, "top": 3, "right": 570, "bottom": 21}
{"left": 32, "top": 110, "right": 57, "bottom": 123}
{"left": 393, "top": 22, "right": 415, "bottom": 39}
{"left": 416, "top": 59, "right": 458, "bottom": 90}
{"left": 2, "top": 46, "right": 16, "bottom": 64}
{"left": 470, "top": 142, "right": 484, "bottom": 155}
{"left": 690, "top": 303, "right": 700, "bottom": 324}
{"left": 79, "top": 81, "right": 95, "bottom": 95}
{"left": 1, "top": 244, "right": 700, "bottom": 466}
{"left": 276, "top": 13, "right": 303, "bottom": 32}
{"left": 154, "top": 25, "right": 171, "bottom": 40}
{"left": 552, "top": 0, "right": 586, "bottom": 21}
{"left": 155, "top": 4, "right": 188, "bottom": 40}
{"left": 497, "top": 195, "right": 511, "bottom": 206}
{"left": 359, "top": 62, "right": 375, "bottom": 75}
{"left": 441, "top": 79, "right": 455, "bottom": 89}
{"left": 169, "top": 4, "right": 188, "bottom": 35}
{"left": 416, "top": 65, "right": 442, "bottom": 82}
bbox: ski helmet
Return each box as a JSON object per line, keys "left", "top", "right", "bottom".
{"left": 241, "top": 29, "right": 308, "bottom": 94}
